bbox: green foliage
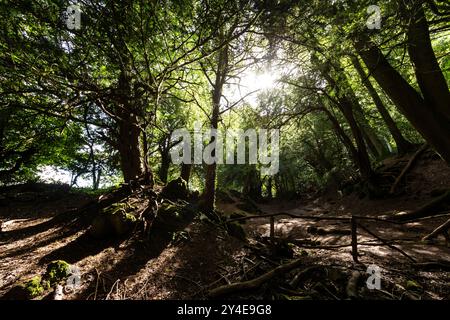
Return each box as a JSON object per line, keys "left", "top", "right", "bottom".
{"left": 45, "top": 260, "right": 71, "bottom": 285}
{"left": 171, "top": 230, "right": 191, "bottom": 245}
{"left": 21, "top": 276, "right": 46, "bottom": 298}
{"left": 0, "top": 0, "right": 448, "bottom": 199}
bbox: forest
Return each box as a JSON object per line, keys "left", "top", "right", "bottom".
{"left": 0, "top": 0, "right": 450, "bottom": 302}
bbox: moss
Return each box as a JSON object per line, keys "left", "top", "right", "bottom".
{"left": 405, "top": 280, "right": 423, "bottom": 292}
{"left": 45, "top": 260, "right": 71, "bottom": 285}
{"left": 21, "top": 276, "right": 45, "bottom": 298}
{"left": 300, "top": 249, "right": 309, "bottom": 257}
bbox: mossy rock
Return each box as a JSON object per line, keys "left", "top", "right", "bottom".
{"left": 45, "top": 260, "right": 71, "bottom": 285}
{"left": 161, "top": 177, "right": 189, "bottom": 201}
{"left": 90, "top": 202, "right": 137, "bottom": 238}
{"left": 155, "top": 202, "right": 185, "bottom": 228}
{"left": 226, "top": 221, "right": 246, "bottom": 241}
{"left": 109, "top": 211, "right": 136, "bottom": 235}
{"left": 3, "top": 276, "right": 47, "bottom": 300}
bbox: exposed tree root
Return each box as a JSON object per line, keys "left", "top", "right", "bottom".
{"left": 346, "top": 271, "right": 362, "bottom": 299}
{"left": 392, "top": 190, "right": 450, "bottom": 221}
{"left": 422, "top": 218, "right": 450, "bottom": 242}
{"left": 390, "top": 144, "right": 428, "bottom": 194}
{"left": 207, "top": 258, "right": 303, "bottom": 298}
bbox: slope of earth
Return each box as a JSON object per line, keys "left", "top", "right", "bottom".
{"left": 0, "top": 151, "right": 449, "bottom": 300}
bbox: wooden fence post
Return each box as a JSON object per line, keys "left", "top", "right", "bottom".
{"left": 351, "top": 216, "right": 358, "bottom": 263}
{"left": 270, "top": 216, "right": 275, "bottom": 241}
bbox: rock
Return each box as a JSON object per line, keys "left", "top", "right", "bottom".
{"left": 226, "top": 221, "right": 246, "bottom": 241}
{"left": 90, "top": 202, "right": 137, "bottom": 238}
{"left": 45, "top": 260, "right": 71, "bottom": 285}
{"left": 90, "top": 214, "right": 110, "bottom": 238}
{"left": 161, "top": 177, "right": 189, "bottom": 201}
{"left": 155, "top": 202, "right": 184, "bottom": 228}
{"left": 3, "top": 276, "right": 48, "bottom": 300}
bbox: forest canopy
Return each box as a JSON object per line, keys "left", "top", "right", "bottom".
{"left": 1, "top": 0, "right": 449, "bottom": 202}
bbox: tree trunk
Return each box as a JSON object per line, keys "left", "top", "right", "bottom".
{"left": 406, "top": 4, "right": 450, "bottom": 123}
{"left": 202, "top": 112, "right": 219, "bottom": 212}
{"left": 159, "top": 152, "right": 170, "bottom": 184}
{"left": 180, "top": 163, "right": 192, "bottom": 185}
{"left": 141, "top": 129, "right": 154, "bottom": 187}
{"left": 333, "top": 60, "right": 389, "bottom": 159}
{"left": 351, "top": 55, "right": 414, "bottom": 154}
{"left": 322, "top": 107, "right": 361, "bottom": 171}
{"left": 337, "top": 96, "right": 373, "bottom": 180}
{"left": 319, "top": 67, "right": 373, "bottom": 179}
{"left": 355, "top": 36, "right": 450, "bottom": 164}
{"left": 116, "top": 71, "right": 142, "bottom": 182}
{"left": 201, "top": 42, "right": 228, "bottom": 212}
{"left": 117, "top": 114, "right": 142, "bottom": 182}
{"left": 267, "top": 176, "right": 273, "bottom": 199}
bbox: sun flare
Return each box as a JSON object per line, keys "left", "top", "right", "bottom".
{"left": 225, "top": 68, "right": 283, "bottom": 106}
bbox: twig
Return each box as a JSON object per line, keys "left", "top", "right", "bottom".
{"left": 105, "top": 279, "right": 120, "bottom": 300}
{"left": 93, "top": 268, "right": 100, "bottom": 300}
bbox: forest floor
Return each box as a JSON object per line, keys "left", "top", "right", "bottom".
{"left": 1, "top": 156, "right": 450, "bottom": 300}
